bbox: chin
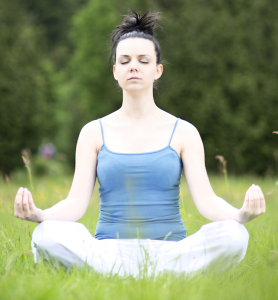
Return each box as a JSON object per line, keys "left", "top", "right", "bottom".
{"left": 122, "top": 84, "right": 152, "bottom": 93}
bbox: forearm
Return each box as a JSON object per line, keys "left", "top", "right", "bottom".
{"left": 41, "top": 199, "right": 86, "bottom": 222}
{"left": 197, "top": 195, "right": 240, "bottom": 223}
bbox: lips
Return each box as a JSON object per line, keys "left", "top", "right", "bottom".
{"left": 128, "top": 77, "right": 141, "bottom": 80}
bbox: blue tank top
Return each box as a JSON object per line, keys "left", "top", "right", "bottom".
{"left": 95, "top": 118, "right": 187, "bottom": 241}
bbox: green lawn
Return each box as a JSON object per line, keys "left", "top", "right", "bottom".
{"left": 0, "top": 173, "right": 277, "bottom": 300}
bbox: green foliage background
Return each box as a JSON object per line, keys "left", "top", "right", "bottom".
{"left": 0, "top": 0, "right": 56, "bottom": 173}
{"left": 0, "top": 0, "right": 277, "bottom": 175}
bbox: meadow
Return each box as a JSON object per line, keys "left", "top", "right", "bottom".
{"left": 0, "top": 171, "right": 277, "bottom": 300}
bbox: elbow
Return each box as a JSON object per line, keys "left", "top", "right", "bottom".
{"left": 64, "top": 198, "right": 88, "bottom": 221}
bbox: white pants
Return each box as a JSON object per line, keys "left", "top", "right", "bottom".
{"left": 31, "top": 220, "right": 249, "bottom": 278}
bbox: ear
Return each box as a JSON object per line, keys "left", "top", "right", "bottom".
{"left": 154, "top": 64, "right": 163, "bottom": 80}
{"left": 113, "top": 65, "right": 118, "bottom": 81}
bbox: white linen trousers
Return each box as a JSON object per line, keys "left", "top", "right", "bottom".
{"left": 31, "top": 219, "right": 249, "bottom": 278}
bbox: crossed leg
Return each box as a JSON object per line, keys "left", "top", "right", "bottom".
{"left": 32, "top": 219, "right": 249, "bottom": 277}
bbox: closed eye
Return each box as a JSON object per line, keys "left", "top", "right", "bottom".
{"left": 120, "top": 61, "right": 149, "bottom": 65}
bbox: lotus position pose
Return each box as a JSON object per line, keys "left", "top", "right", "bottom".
{"left": 14, "top": 10, "right": 265, "bottom": 277}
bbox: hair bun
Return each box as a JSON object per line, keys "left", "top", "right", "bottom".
{"left": 122, "top": 9, "right": 161, "bottom": 36}
{"left": 111, "top": 9, "right": 161, "bottom": 44}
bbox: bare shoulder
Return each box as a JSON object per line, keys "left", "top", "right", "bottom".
{"left": 159, "top": 110, "right": 198, "bottom": 135}
{"left": 77, "top": 119, "right": 103, "bottom": 152}
{"left": 98, "top": 111, "right": 120, "bottom": 124}
{"left": 81, "top": 119, "right": 101, "bottom": 135}
{"left": 175, "top": 119, "right": 204, "bottom": 155}
{"left": 177, "top": 119, "right": 201, "bottom": 139}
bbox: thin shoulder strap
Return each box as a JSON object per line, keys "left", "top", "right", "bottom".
{"left": 168, "top": 118, "right": 180, "bottom": 145}
{"left": 98, "top": 118, "right": 105, "bottom": 145}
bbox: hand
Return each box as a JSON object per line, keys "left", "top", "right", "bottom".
{"left": 237, "top": 184, "right": 266, "bottom": 223}
{"left": 14, "top": 187, "right": 44, "bottom": 223}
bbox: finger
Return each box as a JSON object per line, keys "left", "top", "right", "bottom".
{"left": 28, "top": 191, "right": 35, "bottom": 211}
{"left": 251, "top": 185, "right": 260, "bottom": 211}
{"left": 249, "top": 185, "right": 255, "bottom": 212}
{"left": 14, "top": 187, "right": 24, "bottom": 217}
{"left": 243, "top": 187, "right": 250, "bottom": 209}
{"left": 22, "top": 188, "right": 30, "bottom": 216}
{"left": 256, "top": 185, "right": 266, "bottom": 213}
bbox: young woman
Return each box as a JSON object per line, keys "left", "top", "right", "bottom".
{"left": 14, "top": 10, "right": 265, "bottom": 277}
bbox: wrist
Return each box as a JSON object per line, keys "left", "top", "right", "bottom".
{"left": 230, "top": 209, "right": 243, "bottom": 223}
{"left": 37, "top": 209, "right": 46, "bottom": 223}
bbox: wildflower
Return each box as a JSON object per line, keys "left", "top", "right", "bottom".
{"left": 21, "top": 148, "right": 33, "bottom": 191}
{"left": 5, "top": 174, "right": 10, "bottom": 185}
{"left": 215, "top": 155, "right": 227, "bottom": 167}
{"left": 22, "top": 148, "right": 31, "bottom": 166}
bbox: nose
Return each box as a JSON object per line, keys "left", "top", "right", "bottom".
{"left": 129, "top": 58, "right": 138, "bottom": 72}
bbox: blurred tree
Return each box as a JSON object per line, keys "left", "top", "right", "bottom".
{"left": 57, "top": 0, "right": 122, "bottom": 164}
{"left": 22, "top": 0, "right": 87, "bottom": 69}
{"left": 1, "top": 0, "right": 277, "bottom": 175}
{"left": 154, "top": 0, "right": 278, "bottom": 174}
{"left": 0, "top": 0, "right": 56, "bottom": 173}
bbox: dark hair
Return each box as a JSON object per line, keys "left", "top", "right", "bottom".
{"left": 109, "top": 9, "right": 162, "bottom": 67}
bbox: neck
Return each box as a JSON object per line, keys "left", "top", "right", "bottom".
{"left": 118, "top": 87, "right": 158, "bottom": 121}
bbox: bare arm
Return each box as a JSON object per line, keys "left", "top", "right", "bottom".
{"left": 179, "top": 121, "right": 265, "bottom": 223}
{"left": 14, "top": 120, "right": 101, "bottom": 223}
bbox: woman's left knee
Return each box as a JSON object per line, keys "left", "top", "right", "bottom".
{"left": 222, "top": 220, "right": 249, "bottom": 256}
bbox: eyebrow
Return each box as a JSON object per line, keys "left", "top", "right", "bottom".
{"left": 119, "top": 55, "right": 152, "bottom": 58}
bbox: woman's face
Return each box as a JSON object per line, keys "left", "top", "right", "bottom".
{"left": 113, "top": 38, "right": 163, "bottom": 92}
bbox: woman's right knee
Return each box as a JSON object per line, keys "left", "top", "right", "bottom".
{"left": 32, "top": 220, "right": 61, "bottom": 251}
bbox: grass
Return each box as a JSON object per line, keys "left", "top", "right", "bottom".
{"left": 0, "top": 172, "right": 278, "bottom": 300}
